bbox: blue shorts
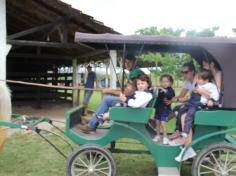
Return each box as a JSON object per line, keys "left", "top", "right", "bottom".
{"left": 155, "top": 114, "right": 168, "bottom": 122}
{"left": 83, "top": 90, "right": 93, "bottom": 105}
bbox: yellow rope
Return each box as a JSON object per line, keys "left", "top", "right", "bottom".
{"left": 0, "top": 79, "right": 103, "bottom": 91}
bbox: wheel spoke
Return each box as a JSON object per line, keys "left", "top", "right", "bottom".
{"left": 224, "top": 150, "right": 229, "bottom": 170}
{"left": 73, "top": 167, "right": 88, "bottom": 171}
{"left": 92, "top": 152, "right": 98, "bottom": 164}
{"left": 227, "top": 165, "right": 236, "bottom": 172}
{"left": 96, "top": 169, "right": 109, "bottom": 175}
{"left": 89, "top": 152, "right": 92, "bottom": 166}
{"left": 84, "top": 153, "right": 90, "bottom": 165}
{"left": 200, "top": 170, "right": 214, "bottom": 175}
{"left": 95, "top": 167, "right": 109, "bottom": 171}
{"left": 94, "top": 172, "right": 100, "bottom": 176}
{"left": 202, "top": 157, "right": 215, "bottom": 166}
{"left": 96, "top": 160, "right": 109, "bottom": 168}
{"left": 74, "top": 170, "right": 87, "bottom": 176}
{"left": 94, "top": 156, "right": 105, "bottom": 168}
{"left": 73, "top": 168, "right": 88, "bottom": 173}
{"left": 78, "top": 157, "right": 89, "bottom": 168}
{"left": 210, "top": 152, "right": 222, "bottom": 170}
{"left": 74, "top": 160, "right": 88, "bottom": 168}
{"left": 200, "top": 164, "right": 222, "bottom": 174}
{"left": 225, "top": 154, "right": 236, "bottom": 167}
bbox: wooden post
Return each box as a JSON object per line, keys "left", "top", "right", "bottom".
{"left": 105, "top": 60, "right": 109, "bottom": 87}
{"left": 109, "top": 50, "right": 117, "bottom": 88}
{"left": 72, "top": 59, "right": 79, "bottom": 107}
{"left": 0, "top": 0, "right": 12, "bottom": 155}
{"left": 0, "top": 0, "right": 7, "bottom": 81}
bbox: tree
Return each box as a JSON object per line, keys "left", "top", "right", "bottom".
{"left": 136, "top": 27, "right": 184, "bottom": 36}
{"left": 186, "top": 26, "right": 219, "bottom": 37}
{"left": 135, "top": 27, "right": 189, "bottom": 86}
{"left": 233, "top": 28, "right": 236, "bottom": 36}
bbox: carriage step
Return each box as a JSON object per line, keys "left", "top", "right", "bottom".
{"left": 110, "top": 148, "right": 150, "bottom": 155}
{"left": 158, "top": 167, "right": 180, "bottom": 176}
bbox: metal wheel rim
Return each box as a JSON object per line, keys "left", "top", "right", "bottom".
{"left": 198, "top": 148, "right": 236, "bottom": 176}
{"left": 71, "top": 149, "right": 112, "bottom": 176}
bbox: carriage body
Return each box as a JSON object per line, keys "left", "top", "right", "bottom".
{"left": 63, "top": 32, "right": 236, "bottom": 176}
{"left": 65, "top": 104, "right": 236, "bottom": 175}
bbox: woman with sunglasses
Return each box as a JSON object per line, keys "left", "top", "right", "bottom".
{"left": 167, "top": 62, "right": 197, "bottom": 140}
{"left": 164, "top": 62, "right": 197, "bottom": 107}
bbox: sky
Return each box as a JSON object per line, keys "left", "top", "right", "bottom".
{"left": 62, "top": 0, "right": 236, "bottom": 37}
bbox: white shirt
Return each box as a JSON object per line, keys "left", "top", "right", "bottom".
{"left": 128, "top": 91, "right": 153, "bottom": 108}
{"left": 198, "top": 83, "right": 220, "bottom": 105}
{"left": 183, "top": 80, "right": 196, "bottom": 91}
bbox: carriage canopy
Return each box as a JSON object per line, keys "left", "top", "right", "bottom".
{"left": 75, "top": 32, "right": 236, "bottom": 109}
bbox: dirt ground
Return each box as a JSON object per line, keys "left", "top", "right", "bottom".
{"left": 12, "top": 101, "right": 72, "bottom": 120}
{"left": 9, "top": 101, "right": 74, "bottom": 134}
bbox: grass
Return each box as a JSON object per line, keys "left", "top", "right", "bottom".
{"left": 79, "top": 90, "right": 103, "bottom": 111}
{"left": 0, "top": 88, "right": 192, "bottom": 176}
{"left": 0, "top": 133, "right": 191, "bottom": 176}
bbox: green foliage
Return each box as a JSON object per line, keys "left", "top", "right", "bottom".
{"left": 135, "top": 26, "right": 184, "bottom": 36}
{"left": 233, "top": 28, "right": 236, "bottom": 36}
{"left": 142, "top": 52, "right": 191, "bottom": 79}
{"left": 135, "top": 26, "right": 219, "bottom": 82}
{"left": 136, "top": 27, "right": 191, "bottom": 80}
{"left": 186, "top": 26, "right": 219, "bottom": 37}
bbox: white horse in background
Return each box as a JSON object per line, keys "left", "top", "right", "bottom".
{"left": 0, "top": 82, "right": 11, "bottom": 153}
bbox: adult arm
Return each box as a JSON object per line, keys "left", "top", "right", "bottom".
{"left": 171, "top": 88, "right": 189, "bottom": 103}
{"left": 93, "top": 72, "right": 100, "bottom": 88}
{"left": 95, "top": 80, "right": 99, "bottom": 88}
{"left": 193, "top": 87, "right": 211, "bottom": 98}
{"left": 178, "top": 88, "right": 189, "bottom": 98}
{"left": 194, "top": 84, "right": 219, "bottom": 101}
{"left": 209, "top": 84, "right": 220, "bottom": 101}
{"left": 214, "top": 71, "right": 222, "bottom": 91}
{"left": 102, "top": 88, "right": 121, "bottom": 96}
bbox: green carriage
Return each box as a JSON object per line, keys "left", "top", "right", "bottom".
{"left": 64, "top": 33, "right": 236, "bottom": 176}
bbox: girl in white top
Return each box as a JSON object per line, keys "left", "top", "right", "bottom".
{"left": 103, "top": 74, "right": 153, "bottom": 121}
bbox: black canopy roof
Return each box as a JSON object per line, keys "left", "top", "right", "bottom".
{"left": 75, "top": 32, "right": 236, "bottom": 109}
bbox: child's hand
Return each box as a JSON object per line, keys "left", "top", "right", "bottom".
{"left": 192, "top": 87, "right": 200, "bottom": 93}
{"left": 207, "top": 99, "right": 214, "bottom": 107}
{"left": 159, "top": 87, "right": 167, "bottom": 93}
{"left": 119, "top": 93, "right": 127, "bottom": 102}
{"left": 171, "top": 97, "right": 178, "bottom": 103}
{"left": 163, "top": 98, "right": 172, "bottom": 105}
{"left": 179, "top": 96, "right": 190, "bottom": 102}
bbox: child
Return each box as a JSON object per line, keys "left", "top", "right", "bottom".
{"left": 103, "top": 74, "right": 153, "bottom": 121}
{"left": 174, "top": 69, "right": 219, "bottom": 146}
{"left": 79, "top": 74, "right": 153, "bottom": 134}
{"left": 152, "top": 74, "right": 175, "bottom": 145}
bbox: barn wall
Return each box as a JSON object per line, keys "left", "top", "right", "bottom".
{"left": 7, "top": 59, "right": 73, "bottom": 105}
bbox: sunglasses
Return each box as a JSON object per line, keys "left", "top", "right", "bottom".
{"left": 182, "top": 70, "right": 190, "bottom": 74}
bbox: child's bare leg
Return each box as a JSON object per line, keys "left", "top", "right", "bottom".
{"left": 103, "top": 112, "right": 109, "bottom": 121}
{"left": 161, "top": 121, "right": 168, "bottom": 138}
{"left": 185, "top": 129, "right": 193, "bottom": 146}
{"left": 156, "top": 120, "right": 161, "bottom": 136}
{"left": 181, "top": 113, "right": 187, "bottom": 132}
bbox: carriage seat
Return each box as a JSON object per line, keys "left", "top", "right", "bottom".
{"left": 194, "top": 110, "right": 236, "bottom": 127}
{"left": 109, "top": 88, "right": 159, "bottom": 124}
